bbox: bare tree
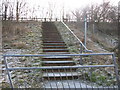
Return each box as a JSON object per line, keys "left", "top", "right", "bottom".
{"left": 8, "top": 3, "right": 14, "bottom": 20}
{"left": 47, "top": 2, "right": 55, "bottom": 21}
{"left": 72, "top": 9, "right": 82, "bottom": 22}
{"left": 16, "top": 0, "right": 27, "bottom": 21}
{"left": 2, "top": 0, "right": 10, "bottom": 20}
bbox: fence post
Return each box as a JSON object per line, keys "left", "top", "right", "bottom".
{"left": 80, "top": 44, "right": 83, "bottom": 65}
{"left": 3, "top": 56, "right": 13, "bottom": 88}
{"left": 112, "top": 54, "right": 120, "bottom": 89}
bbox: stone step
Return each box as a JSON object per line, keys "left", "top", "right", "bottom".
{"left": 42, "top": 61, "right": 75, "bottom": 66}
{"left": 43, "top": 49, "right": 69, "bottom": 52}
{"left": 43, "top": 72, "right": 79, "bottom": 80}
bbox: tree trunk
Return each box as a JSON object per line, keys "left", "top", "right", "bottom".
{"left": 16, "top": 1, "right": 19, "bottom": 21}
{"left": 4, "top": 5, "right": 8, "bottom": 20}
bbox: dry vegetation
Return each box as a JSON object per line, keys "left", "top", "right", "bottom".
{"left": 2, "top": 21, "right": 30, "bottom": 49}
{"left": 1, "top": 21, "right": 43, "bottom": 88}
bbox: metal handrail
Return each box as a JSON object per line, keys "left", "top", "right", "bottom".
{"left": 2, "top": 53, "right": 120, "bottom": 89}
{"left": 61, "top": 21, "right": 93, "bottom": 53}
{"left": 4, "top": 65, "right": 115, "bottom": 70}
{"left": 3, "top": 53, "right": 114, "bottom": 57}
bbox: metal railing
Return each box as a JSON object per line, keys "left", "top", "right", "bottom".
{"left": 61, "top": 21, "right": 93, "bottom": 53}
{"left": 2, "top": 53, "right": 120, "bottom": 89}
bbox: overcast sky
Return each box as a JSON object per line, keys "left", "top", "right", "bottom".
{"left": 27, "top": 0, "right": 119, "bottom": 8}
{"left": 25, "top": 0, "right": 119, "bottom": 19}
{"left": 2, "top": 0, "right": 119, "bottom": 19}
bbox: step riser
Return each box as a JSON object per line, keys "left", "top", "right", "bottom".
{"left": 43, "top": 42, "right": 65, "bottom": 43}
{"left": 43, "top": 50, "right": 69, "bottom": 52}
{"left": 43, "top": 38, "right": 62, "bottom": 40}
{"left": 42, "top": 63, "right": 75, "bottom": 66}
{"left": 43, "top": 40, "right": 63, "bottom": 41}
{"left": 42, "top": 34, "right": 60, "bottom": 35}
{"left": 43, "top": 45, "right": 66, "bottom": 46}
{"left": 43, "top": 47, "right": 67, "bottom": 49}
{"left": 42, "top": 58, "right": 72, "bottom": 61}
{"left": 43, "top": 37, "right": 62, "bottom": 38}
{"left": 42, "top": 68, "right": 77, "bottom": 72}
{"left": 43, "top": 76, "right": 78, "bottom": 80}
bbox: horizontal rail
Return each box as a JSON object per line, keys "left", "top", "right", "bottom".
{"left": 3, "top": 65, "right": 115, "bottom": 70}
{"left": 3, "top": 53, "right": 114, "bottom": 57}
{"left": 61, "top": 21, "right": 93, "bottom": 52}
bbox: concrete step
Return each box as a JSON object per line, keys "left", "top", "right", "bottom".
{"left": 43, "top": 39, "right": 63, "bottom": 42}
{"left": 42, "top": 56, "right": 72, "bottom": 61}
{"left": 43, "top": 68, "right": 77, "bottom": 72}
{"left": 42, "top": 56, "right": 71, "bottom": 59}
{"left": 43, "top": 43, "right": 66, "bottom": 46}
{"left": 42, "top": 61, "right": 75, "bottom": 66}
{"left": 43, "top": 36, "right": 62, "bottom": 38}
{"left": 42, "top": 33, "right": 60, "bottom": 35}
{"left": 43, "top": 46, "right": 67, "bottom": 49}
{"left": 42, "top": 58, "right": 72, "bottom": 61}
{"left": 42, "top": 61, "right": 75, "bottom": 64}
{"left": 43, "top": 52, "right": 70, "bottom": 54}
{"left": 43, "top": 41, "right": 65, "bottom": 43}
{"left": 43, "top": 49, "right": 69, "bottom": 52}
{"left": 43, "top": 72, "right": 78, "bottom": 80}
{"left": 43, "top": 38, "right": 62, "bottom": 41}
{"left": 43, "top": 38, "right": 62, "bottom": 40}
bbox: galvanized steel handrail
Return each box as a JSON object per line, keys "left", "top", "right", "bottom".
{"left": 61, "top": 21, "right": 93, "bottom": 53}
{"left": 3, "top": 53, "right": 114, "bottom": 57}
{"left": 2, "top": 53, "right": 120, "bottom": 89}
{"left": 5, "top": 65, "right": 115, "bottom": 70}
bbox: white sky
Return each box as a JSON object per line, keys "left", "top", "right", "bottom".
{"left": 3, "top": 0, "right": 119, "bottom": 19}
{"left": 27, "top": 0, "right": 119, "bottom": 8}
{"left": 25, "top": 0, "right": 119, "bottom": 18}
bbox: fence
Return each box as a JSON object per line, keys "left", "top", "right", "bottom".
{"left": 2, "top": 53, "right": 120, "bottom": 89}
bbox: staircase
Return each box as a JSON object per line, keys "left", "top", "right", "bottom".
{"left": 41, "top": 22, "right": 78, "bottom": 80}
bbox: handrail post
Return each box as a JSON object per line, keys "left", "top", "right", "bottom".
{"left": 84, "top": 14, "right": 87, "bottom": 47}
{"left": 3, "top": 56, "right": 13, "bottom": 88}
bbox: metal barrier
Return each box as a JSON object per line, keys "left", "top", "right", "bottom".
{"left": 2, "top": 53, "right": 120, "bottom": 89}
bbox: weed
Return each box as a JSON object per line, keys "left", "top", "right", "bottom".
{"left": 11, "top": 42, "right": 28, "bottom": 49}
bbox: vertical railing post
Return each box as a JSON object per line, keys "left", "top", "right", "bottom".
{"left": 80, "top": 44, "right": 83, "bottom": 65}
{"left": 3, "top": 56, "right": 13, "bottom": 88}
{"left": 84, "top": 14, "right": 87, "bottom": 47}
{"left": 112, "top": 54, "right": 120, "bottom": 89}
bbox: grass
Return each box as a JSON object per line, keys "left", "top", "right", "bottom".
{"left": 79, "top": 69, "right": 117, "bottom": 86}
